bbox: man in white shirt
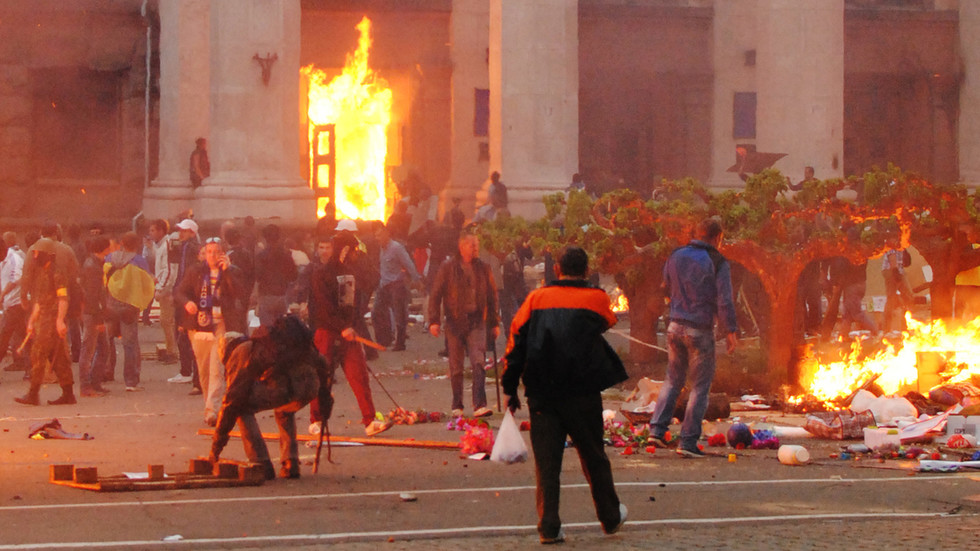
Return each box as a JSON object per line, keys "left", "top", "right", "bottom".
{"left": 0, "top": 241, "right": 27, "bottom": 372}
{"left": 148, "top": 219, "right": 178, "bottom": 364}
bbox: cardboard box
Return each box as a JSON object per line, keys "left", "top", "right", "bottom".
{"left": 945, "top": 415, "right": 980, "bottom": 438}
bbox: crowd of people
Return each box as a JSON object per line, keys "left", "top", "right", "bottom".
{"left": 0, "top": 169, "right": 539, "bottom": 437}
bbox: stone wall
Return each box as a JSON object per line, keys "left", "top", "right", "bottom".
{"left": 0, "top": 3, "right": 153, "bottom": 228}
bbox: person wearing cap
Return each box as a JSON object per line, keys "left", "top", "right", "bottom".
{"left": 254, "top": 224, "right": 297, "bottom": 328}
{"left": 308, "top": 231, "right": 390, "bottom": 437}
{"left": 15, "top": 238, "right": 76, "bottom": 406}
{"left": 169, "top": 218, "right": 202, "bottom": 389}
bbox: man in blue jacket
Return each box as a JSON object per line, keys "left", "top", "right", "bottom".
{"left": 650, "top": 217, "right": 738, "bottom": 458}
{"left": 503, "top": 246, "right": 627, "bottom": 544}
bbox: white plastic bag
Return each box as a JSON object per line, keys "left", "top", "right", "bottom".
{"left": 490, "top": 410, "right": 528, "bottom": 464}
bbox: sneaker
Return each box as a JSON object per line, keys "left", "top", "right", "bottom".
{"left": 81, "top": 387, "right": 106, "bottom": 398}
{"left": 167, "top": 373, "right": 193, "bottom": 384}
{"left": 473, "top": 406, "right": 493, "bottom": 418}
{"left": 540, "top": 528, "right": 565, "bottom": 544}
{"left": 604, "top": 503, "right": 628, "bottom": 535}
{"left": 365, "top": 420, "right": 391, "bottom": 436}
{"left": 451, "top": 408, "right": 464, "bottom": 418}
{"left": 188, "top": 387, "right": 203, "bottom": 396}
{"left": 204, "top": 413, "right": 218, "bottom": 427}
{"left": 390, "top": 344, "right": 406, "bottom": 351}
{"left": 308, "top": 421, "right": 322, "bottom": 435}
{"left": 676, "top": 446, "right": 707, "bottom": 459}
{"left": 125, "top": 386, "right": 144, "bottom": 392}
{"left": 650, "top": 436, "right": 671, "bottom": 448}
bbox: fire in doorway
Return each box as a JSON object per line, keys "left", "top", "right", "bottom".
{"left": 303, "top": 16, "right": 392, "bottom": 222}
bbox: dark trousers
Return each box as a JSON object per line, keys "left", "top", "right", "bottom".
{"left": 528, "top": 393, "right": 621, "bottom": 538}
{"left": 372, "top": 280, "right": 408, "bottom": 347}
{"left": 0, "top": 304, "right": 27, "bottom": 365}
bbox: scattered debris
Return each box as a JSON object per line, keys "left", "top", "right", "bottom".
{"left": 28, "top": 419, "right": 93, "bottom": 441}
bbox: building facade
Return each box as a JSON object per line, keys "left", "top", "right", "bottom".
{"left": 0, "top": 0, "right": 970, "bottom": 227}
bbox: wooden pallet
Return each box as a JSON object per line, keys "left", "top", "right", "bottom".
{"left": 49, "top": 459, "right": 266, "bottom": 492}
{"left": 197, "top": 428, "right": 462, "bottom": 450}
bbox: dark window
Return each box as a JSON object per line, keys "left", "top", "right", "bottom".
{"left": 474, "top": 88, "right": 489, "bottom": 137}
{"left": 32, "top": 68, "right": 122, "bottom": 180}
{"left": 733, "top": 92, "right": 756, "bottom": 139}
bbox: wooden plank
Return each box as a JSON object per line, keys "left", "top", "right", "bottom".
{"left": 197, "top": 428, "right": 461, "bottom": 450}
{"left": 48, "top": 461, "right": 266, "bottom": 492}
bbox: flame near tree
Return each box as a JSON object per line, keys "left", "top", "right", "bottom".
{"left": 303, "top": 17, "right": 391, "bottom": 221}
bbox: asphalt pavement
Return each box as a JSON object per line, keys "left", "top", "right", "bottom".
{"left": 2, "top": 320, "right": 979, "bottom": 550}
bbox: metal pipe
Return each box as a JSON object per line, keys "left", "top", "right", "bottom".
{"left": 142, "top": 0, "right": 151, "bottom": 190}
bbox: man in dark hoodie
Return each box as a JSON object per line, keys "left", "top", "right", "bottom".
{"left": 254, "top": 224, "right": 297, "bottom": 328}
{"left": 78, "top": 236, "right": 112, "bottom": 397}
{"left": 307, "top": 232, "right": 390, "bottom": 437}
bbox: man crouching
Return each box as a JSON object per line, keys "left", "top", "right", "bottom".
{"left": 209, "top": 315, "right": 334, "bottom": 480}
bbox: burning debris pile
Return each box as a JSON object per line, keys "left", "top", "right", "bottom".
{"left": 791, "top": 314, "right": 980, "bottom": 413}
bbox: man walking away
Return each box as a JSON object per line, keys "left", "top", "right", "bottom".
{"left": 650, "top": 218, "right": 738, "bottom": 458}
{"left": 503, "top": 246, "right": 628, "bottom": 544}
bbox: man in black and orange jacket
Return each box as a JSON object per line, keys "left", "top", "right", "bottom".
{"left": 502, "top": 246, "right": 627, "bottom": 544}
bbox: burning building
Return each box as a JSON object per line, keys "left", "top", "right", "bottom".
{"left": 0, "top": 0, "right": 974, "bottom": 228}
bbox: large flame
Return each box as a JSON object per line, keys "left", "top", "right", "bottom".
{"left": 303, "top": 16, "right": 391, "bottom": 221}
{"left": 796, "top": 313, "right": 980, "bottom": 407}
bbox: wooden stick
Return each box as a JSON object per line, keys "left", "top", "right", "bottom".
{"left": 197, "top": 429, "right": 461, "bottom": 450}
{"left": 312, "top": 419, "right": 326, "bottom": 474}
{"left": 354, "top": 335, "right": 386, "bottom": 351}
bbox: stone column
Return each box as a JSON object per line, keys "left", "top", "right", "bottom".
{"left": 709, "top": 0, "right": 758, "bottom": 191}
{"left": 959, "top": 2, "right": 980, "bottom": 190}
{"left": 143, "top": 0, "right": 210, "bottom": 219}
{"left": 195, "top": 0, "right": 313, "bottom": 224}
{"left": 755, "top": 0, "right": 844, "bottom": 184}
{"left": 489, "top": 0, "right": 578, "bottom": 219}
{"left": 443, "top": 0, "right": 491, "bottom": 218}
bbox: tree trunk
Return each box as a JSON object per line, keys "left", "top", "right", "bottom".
{"left": 928, "top": 262, "right": 957, "bottom": 319}
{"left": 761, "top": 283, "right": 799, "bottom": 391}
{"left": 620, "top": 274, "right": 666, "bottom": 364}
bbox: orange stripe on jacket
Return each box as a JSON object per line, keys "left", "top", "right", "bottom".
{"left": 506, "top": 283, "right": 617, "bottom": 354}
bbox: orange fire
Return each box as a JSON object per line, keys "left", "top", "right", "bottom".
{"left": 795, "top": 313, "right": 980, "bottom": 406}
{"left": 610, "top": 289, "right": 629, "bottom": 313}
{"left": 303, "top": 16, "right": 391, "bottom": 221}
